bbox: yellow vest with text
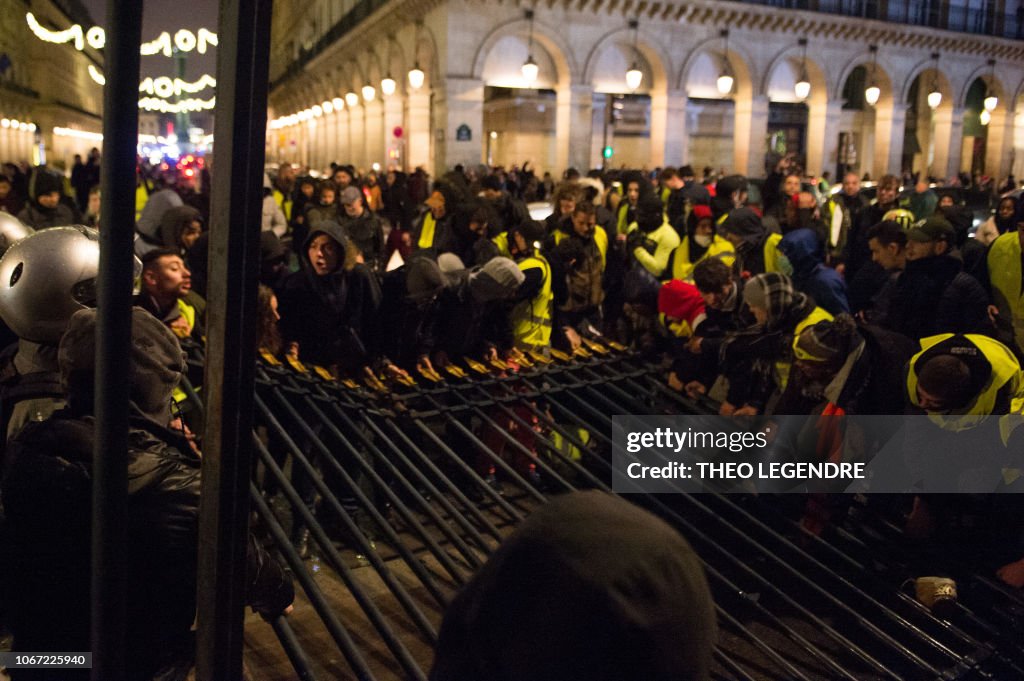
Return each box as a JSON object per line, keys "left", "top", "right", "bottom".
{"left": 907, "top": 334, "right": 1024, "bottom": 439}
{"left": 513, "top": 254, "right": 553, "bottom": 351}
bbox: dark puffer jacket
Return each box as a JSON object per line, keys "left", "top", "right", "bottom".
{"left": 277, "top": 221, "right": 382, "bottom": 373}
{"left": 880, "top": 254, "right": 991, "bottom": 341}
{"left": 0, "top": 411, "right": 293, "bottom": 681}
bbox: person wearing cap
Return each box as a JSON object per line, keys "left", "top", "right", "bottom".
{"left": 339, "top": 184, "right": 386, "bottom": 275}
{"left": 718, "top": 207, "right": 784, "bottom": 278}
{"left": 277, "top": 220, "right": 381, "bottom": 376}
{"left": 882, "top": 216, "right": 991, "bottom": 341}
{"left": 664, "top": 205, "right": 735, "bottom": 283}
{"left": 17, "top": 168, "right": 76, "bottom": 230}
{"left": 778, "top": 313, "right": 915, "bottom": 417}
{"left": 430, "top": 490, "right": 717, "bottom": 681}
{"left": 508, "top": 220, "right": 553, "bottom": 353}
{"left": 1, "top": 308, "right": 295, "bottom": 680}
{"left": 716, "top": 273, "right": 832, "bottom": 415}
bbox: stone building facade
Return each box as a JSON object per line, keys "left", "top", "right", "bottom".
{"left": 0, "top": 0, "right": 104, "bottom": 169}
{"left": 267, "top": 0, "right": 1024, "bottom": 182}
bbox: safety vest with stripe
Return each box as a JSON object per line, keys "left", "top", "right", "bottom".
{"left": 667, "top": 235, "right": 736, "bottom": 282}
{"left": 907, "top": 333, "right": 1024, "bottom": 435}
{"left": 513, "top": 254, "right": 553, "bottom": 352}
{"left": 987, "top": 232, "right": 1024, "bottom": 352}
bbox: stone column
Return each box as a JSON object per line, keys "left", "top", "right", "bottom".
{"left": 406, "top": 88, "right": 432, "bottom": 172}
{"left": 324, "top": 110, "right": 336, "bottom": 166}
{"left": 433, "top": 76, "right": 485, "bottom": 173}
{"left": 335, "top": 107, "right": 349, "bottom": 163}
{"left": 349, "top": 103, "right": 367, "bottom": 169}
{"left": 733, "top": 94, "right": 769, "bottom": 177}
{"left": 650, "top": 88, "right": 688, "bottom": 168}
{"left": 985, "top": 107, "right": 1014, "bottom": 180}
{"left": 872, "top": 101, "right": 907, "bottom": 178}
{"left": 382, "top": 93, "right": 405, "bottom": 169}
{"left": 591, "top": 93, "right": 608, "bottom": 169}
{"left": 364, "top": 99, "right": 385, "bottom": 170}
{"left": 556, "top": 84, "right": 594, "bottom": 174}
{"left": 931, "top": 106, "right": 963, "bottom": 181}
{"left": 806, "top": 99, "right": 843, "bottom": 177}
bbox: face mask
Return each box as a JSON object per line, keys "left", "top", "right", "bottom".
{"left": 777, "top": 254, "right": 794, "bottom": 277}
{"left": 693, "top": 234, "right": 712, "bottom": 248}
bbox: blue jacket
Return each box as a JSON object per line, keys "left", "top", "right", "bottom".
{"left": 779, "top": 228, "right": 850, "bottom": 315}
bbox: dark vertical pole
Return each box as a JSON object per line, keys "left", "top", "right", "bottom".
{"left": 196, "top": 1, "right": 273, "bottom": 679}
{"left": 92, "top": 2, "right": 143, "bottom": 680}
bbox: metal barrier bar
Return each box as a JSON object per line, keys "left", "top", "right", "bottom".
{"left": 253, "top": 440, "right": 426, "bottom": 680}
{"left": 287, "top": 382, "right": 470, "bottom": 588}
{"left": 251, "top": 484, "right": 382, "bottom": 681}
{"left": 92, "top": 0, "right": 143, "bottom": 677}
{"left": 311, "top": 386, "right": 485, "bottom": 572}
{"left": 268, "top": 614, "right": 320, "bottom": 681}
{"left": 253, "top": 392, "right": 439, "bottom": 643}
{"left": 264, "top": 377, "right": 452, "bottom": 610}
{"left": 196, "top": 1, "right": 273, "bottom": 678}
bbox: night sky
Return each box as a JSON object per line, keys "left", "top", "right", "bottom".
{"left": 80, "top": 0, "right": 219, "bottom": 80}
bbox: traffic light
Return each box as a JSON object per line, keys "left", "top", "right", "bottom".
{"left": 602, "top": 145, "right": 613, "bottom": 159}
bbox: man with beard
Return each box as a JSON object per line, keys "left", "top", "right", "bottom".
{"left": 137, "top": 248, "right": 205, "bottom": 342}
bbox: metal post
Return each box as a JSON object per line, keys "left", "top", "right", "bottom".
{"left": 92, "top": 1, "right": 143, "bottom": 678}
{"left": 196, "top": 1, "right": 273, "bottom": 679}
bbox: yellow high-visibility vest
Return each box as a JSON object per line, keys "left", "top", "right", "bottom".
{"left": 513, "top": 254, "right": 553, "bottom": 352}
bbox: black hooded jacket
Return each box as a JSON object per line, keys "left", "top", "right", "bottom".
{"left": 1, "top": 408, "right": 294, "bottom": 681}
{"left": 277, "top": 222, "right": 381, "bottom": 373}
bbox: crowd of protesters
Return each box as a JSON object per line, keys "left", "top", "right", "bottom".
{"left": 0, "top": 148, "right": 1023, "bottom": 679}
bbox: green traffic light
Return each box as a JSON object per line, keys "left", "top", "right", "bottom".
{"left": 602, "top": 146, "right": 613, "bottom": 159}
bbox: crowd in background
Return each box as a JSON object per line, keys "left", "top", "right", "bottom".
{"left": 1, "top": 147, "right": 1024, "bottom": 679}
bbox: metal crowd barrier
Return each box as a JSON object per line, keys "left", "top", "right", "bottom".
{"left": 175, "top": 338, "right": 1024, "bottom": 680}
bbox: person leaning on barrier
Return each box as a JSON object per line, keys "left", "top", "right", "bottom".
{"left": 277, "top": 220, "right": 381, "bottom": 377}
{"left": 0, "top": 225, "right": 110, "bottom": 443}
{"left": 0, "top": 307, "right": 294, "bottom": 681}
{"left": 717, "top": 207, "right": 785, "bottom": 279}
{"left": 430, "top": 490, "right": 717, "bottom": 681}
{"left": 716, "top": 273, "right": 833, "bottom": 416}
{"left": 137, "top": 247, "right": 206, "bottom": 342}
{"left": 508, "top": 220, "right": 553, "bottom": 354}
{"left": 902, "top": 333, "right": 1024, "bottom": 588}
